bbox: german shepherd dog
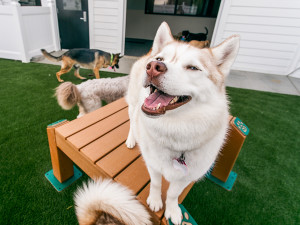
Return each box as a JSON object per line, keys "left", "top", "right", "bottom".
{"left": 41, "top": 49, "right": 122, "bottom": 82}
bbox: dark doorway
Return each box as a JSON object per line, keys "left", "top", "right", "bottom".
{"left": 125, "top": 38, "right": 153, "bottom": 57}
{"left": 56, "top": 0, "right": 89, "bottom": 49}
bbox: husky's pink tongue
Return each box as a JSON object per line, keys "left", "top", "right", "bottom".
{"left": 144, "top": 91, "right": 175, "bottom": 109}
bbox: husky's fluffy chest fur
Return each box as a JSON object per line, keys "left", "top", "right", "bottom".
{"left": 125, "top": 22, "right": 240, "bottom": 224}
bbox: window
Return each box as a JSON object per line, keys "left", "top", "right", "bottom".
{"left": 145, "top": 0, "right": 221, "bottom": 18}
{"left": 63, "top": 0, "right": 82, "bottom": 11}
{"left": 19, "top": 0, "right": 41, "bottom": 6}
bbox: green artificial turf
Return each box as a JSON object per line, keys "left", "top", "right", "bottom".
{"left": 0, "top": 59, "right": 299, "bottom": 225}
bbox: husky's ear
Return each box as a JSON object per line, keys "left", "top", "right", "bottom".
{"left": 152, "top": 22, "right": 174, "bottom": 55}
{"left": 211, "top": 35, "right": 240, "bottom": 77}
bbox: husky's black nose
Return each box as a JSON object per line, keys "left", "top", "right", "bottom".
{"left": 146, "top": 61, "right": 167, "bottom": 77}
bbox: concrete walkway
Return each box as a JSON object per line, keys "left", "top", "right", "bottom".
{"left": 33, "top": 52, "right": 300, "bottom": 96}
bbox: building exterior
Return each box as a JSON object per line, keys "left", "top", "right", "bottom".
{"left": 0, "top": 0, "right": 300, "bottom": 78}
{"left": 212, "top": 0, "right": 300, "bottom": 77}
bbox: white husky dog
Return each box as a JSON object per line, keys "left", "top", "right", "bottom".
{"left": 125, "top": 22, "right": 239, "bottom": 224}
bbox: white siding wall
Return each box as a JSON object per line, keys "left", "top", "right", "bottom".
{"left": 89, "top": 0, "right": 126, "bottom": 54}
{"left": 211, "top": 0, "right": 300, "bottom": 76}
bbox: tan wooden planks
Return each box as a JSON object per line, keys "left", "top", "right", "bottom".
{"left": 56, "top": 98, "right": 128, "bottom": 138}
{"left": 56, "top": 132, "right": 110, "bottom": 179}
{"left": 66, "top": 108, "right": 129, "bottom": 150}
{"left": 81, "top": 121, "right": 131, "bottom": 163}
{"left": 96, "top": 143, "right": 140, "bottom": 178}
{"left": 114, "top": 157, "right": 150, "bottom": 195}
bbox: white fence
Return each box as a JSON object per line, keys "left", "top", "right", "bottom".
{"left": 0, "top": 0, "right": 60, "bottom": 62}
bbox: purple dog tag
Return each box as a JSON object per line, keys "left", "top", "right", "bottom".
{"left": 172, "top": 157, "right": 188, "bottom": 175}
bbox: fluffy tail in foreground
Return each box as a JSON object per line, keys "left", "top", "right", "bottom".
{"left": 74, "top": 179, "right": 151, "bottom": 225}
{"left": 41, "top": 49, "right": 63, "bottom": 62}
{"left": 55, "top": 82, "right": 80, "bottom": 110}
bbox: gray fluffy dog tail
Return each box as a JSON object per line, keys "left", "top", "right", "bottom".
{"left": 55, "top": 82, "right": 81, "bottom": 110}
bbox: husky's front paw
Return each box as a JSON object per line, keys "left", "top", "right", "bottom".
{"left": 125, "top": 138, "right": 136, "bottom": 149}
{"left": 125, "top": 134, "right": 136, "bottom": 149}
{"left": 165, "top": 204, "right": 182, "bottom": 225}
{"left": 147, "top": 195, "right": 163, "bottom": 212}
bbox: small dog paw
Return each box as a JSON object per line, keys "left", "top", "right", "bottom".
{"left": 165, "top": 204, "right": 182, "bottom": 225}
{"left": 125, "top": 138, "right": 136, "bottom": 149}
{"left": 147, "top": 195, "right": 163, "bottom": 212}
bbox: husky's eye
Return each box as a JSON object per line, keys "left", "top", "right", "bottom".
{"left": 156, "top": 57, "right": 164, "bottom": 61}
{"left": 186, "top": 65, "right": 200, "bottom": 71}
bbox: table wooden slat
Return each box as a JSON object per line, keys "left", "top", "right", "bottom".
{"left": 80, "top": 121, "right": 130, "bottom": 162}
{"left": 66, "top": 108, "right": 129, "bottom": 150}
{"left": 56, "top": 98, "right": 128, "bottom": 138}
{"left": 96, "top": 143, "right": 140, "bottom": 178}
{"left": 114, "top": 157, "right": 150, "bottom": 195}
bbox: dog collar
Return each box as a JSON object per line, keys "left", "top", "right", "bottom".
{"left": 173, "top": 153, "right": 188, "bottom": 175}
{"left": 109, "top": 54, "right": 116, "bottom": 72}
{"left": 110, "top": 54, "right": 113, "bottom": 65}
